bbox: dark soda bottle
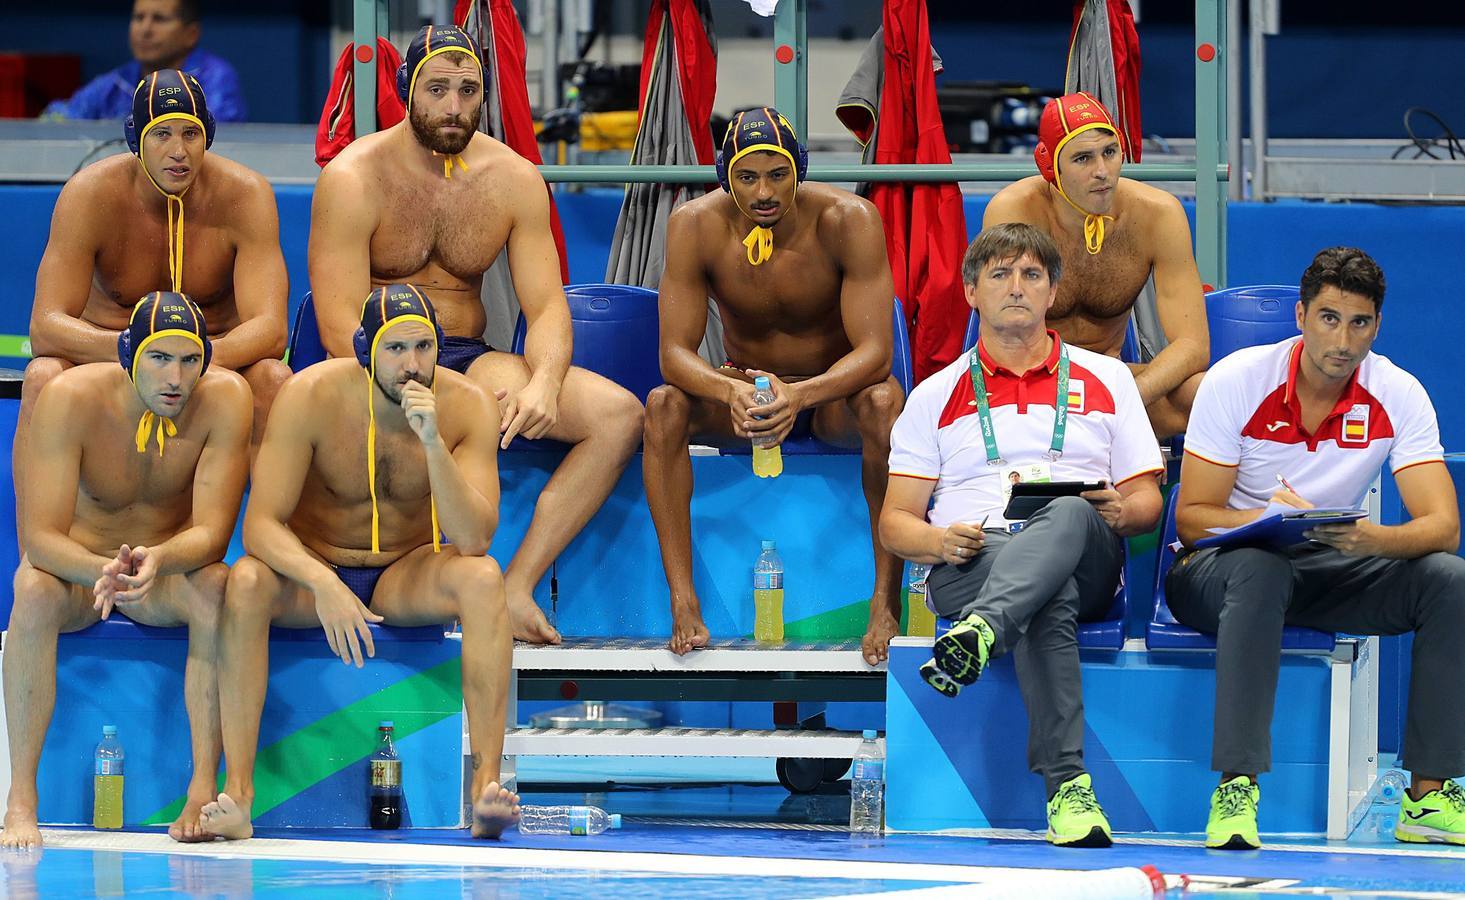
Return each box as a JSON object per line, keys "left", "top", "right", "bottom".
{"left": 369, "top": 720, "right": 402, "bottom": 829}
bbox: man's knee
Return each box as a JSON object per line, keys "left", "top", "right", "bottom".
{"left": 644, "top": 384, "right": 693, "bottom": 441}
{"left": 10, "top": 566, "right": 71, "bottom": 633}
{"left": 1033, "top": 494, "right": 1096, "bottom": 527}
{"left": 598, "top": 383, "right": 645, "bottom": 447}
{"left": 852, "top": 379, "right": 905, "bottom": 434}
{"left": 224, "top": 556, "right": 278, "bottom": 616}
{"left": 447, "top": 556, "right": 506, "bottom": 616}
{"left": 185, "top": 563, "right": 231, "bottom": 625}
{"left": 1415, "top": 552, "right": 1465, "bottom": 621}
{"left": 20, "top": 357, "right": 69, "bottom": 408}
{"left": 242, "top": 359, "right": 292, "bottom": 396}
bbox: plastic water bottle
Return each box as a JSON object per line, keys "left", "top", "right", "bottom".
{"left": 518, "top": 805, "right": 623, "bottom": 835}
{"left": 93, "top": 724, "right": 124, "bottom": 830}
{"left": 1354, "top": 768, "right": 1408, "bottom": 839}
{"left": 753, "top": 540, "right": 785, "bottom": 643}
{"left": 369, "top": 721, "right": 402, "bottom": 829}
{"left": 906, "top": 562, "right": 935, "bottom": 637}
{"left": 849, "top": 729, "right": 884, "bottom": 834}
{"left": 750, "top": 376, "right": 783, "bottom": 478}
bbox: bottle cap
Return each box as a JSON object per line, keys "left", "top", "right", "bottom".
{"left": 862, "top": 729, "right": 877, "bottom": 740}
{"left": 761, "top": 540, "right": 775, "bottom": 551}
{"left": 609, "top": 813, "right": 623, "bottom": 829}
{"left": 102, "top": 725, "right": 117, "bottom": 736}
{"left": 754, "top": 375, "right": 771, "bottom": 390}
{"left": 379, "top": 720, "right": 394, "bottom": 730}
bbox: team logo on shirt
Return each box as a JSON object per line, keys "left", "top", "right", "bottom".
{"left": 1066, "top": 379, "right": 1086, "bottom": 411}
{"left": 1342, "top": 404, "right": 1369, "bottom": 443}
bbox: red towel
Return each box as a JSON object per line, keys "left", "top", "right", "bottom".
{"left": 315, "top": 37, "right": 405, "bottom": 169}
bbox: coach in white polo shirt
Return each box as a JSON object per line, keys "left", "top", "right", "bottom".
{"left": 1171, "top": 247, "right": 1465, "bottom": 851}
{"left": 880, "top": 223, "right": 1163, "bottom": 847}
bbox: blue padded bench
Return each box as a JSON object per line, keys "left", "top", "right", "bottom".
{"left": 68, "top": 617, "right": 447, "bottom": 643}
{"left": 1146, "top": 485, "right": 1335, "bottom": 652}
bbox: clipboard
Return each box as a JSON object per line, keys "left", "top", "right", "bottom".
{"left": 1195, "top": 508, "right": 1368, "bottom": 549}
{"left": 1003, "top": 481, "right": 1106, "bottom": 520}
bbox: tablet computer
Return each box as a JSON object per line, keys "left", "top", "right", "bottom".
{"left": 1003, "top": 481, "right": 1106, "bottom": 520}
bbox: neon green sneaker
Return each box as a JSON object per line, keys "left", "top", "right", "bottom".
{"left": 929, "top": 613, "right": 995, "bottom": 690}
{"left": 1206, "top": 776, "right": 1261, "bottom": 850}
{"left": 1396, "top": 779, "right": 1465, "bottom": 845}
{"left": 1046, "top": 773, "right": 1113, "bottom": 847}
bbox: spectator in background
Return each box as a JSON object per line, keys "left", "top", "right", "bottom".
{"left": 42, "top": 0, "right": 246, "bottom": 122}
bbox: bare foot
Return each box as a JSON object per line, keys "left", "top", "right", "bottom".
{"left": 168, "top": 794, "right": 216, "bottom": 843}
{"left": 0, "top": 810, "right": 42, "bottom": 850}
{"left": 861, "top": 605, "right": 900, "bottom": 665}
{"left": 506, "top": 587, "right": 561, "bottom": 644}
{"left": 199, "top": 792, "right": 253, "bottom": 841}
{"left": 669, "top": 603, "right": 709, "bottom": 655}
{"left": 470, "top": 782, "right": 521, "bottom": 839}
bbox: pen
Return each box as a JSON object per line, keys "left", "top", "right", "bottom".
{"left": 1275, "top": 473, "right": 1298, "bottom": 494}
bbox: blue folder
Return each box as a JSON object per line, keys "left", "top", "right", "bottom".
{"left": 1195, "top": 508, "right": 1368, "bottom": 550}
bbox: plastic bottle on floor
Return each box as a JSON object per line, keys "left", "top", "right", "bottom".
{"left": 750, "top": 376, "right": 783, "bottom": 478}
{"left": 93, "top": 724, "right": 124, "bottom": 830}
{"left": 1356, "top": 768, "right": 1408, "bottom": 839}
{"left": 518, "top": 805, "right": 623, "bottom": 835}
{"left": 753, "top": 540, "right": 785, "bottom": 643}
{"left": 906, "top": 562, "right": 935, "bottom": 637}
{"left": 849, "top": 729, "right": 884, "bottom": 834}
{"left": 369, "top": 721, "right": 402, "bottom": 830}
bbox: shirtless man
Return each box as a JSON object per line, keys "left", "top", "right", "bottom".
{"left": 1, "top": 293, "right": 251, "bottom": 849}
{"left": 200, "top": 286, "right": 518, "bottom": 841}
{"left": 984, "top": 92, "right": 1207, "bottom": 437}
{"left": 645, "top": 107, "right": 905, "bottom": 665}
{"left": 19, "top": 69, "right": 289, "bottom": 544}
{"left": 309, "top": 25, "right": 642, "bottom": 645}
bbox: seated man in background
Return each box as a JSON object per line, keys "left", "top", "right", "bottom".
{"left": 43, "top": 0, "right": 246, "bottom": 122}
{"left": 19, "top": 70, "right": 289, "bottom": 546}
{"left": 203, "top": 286, "right": 518, "bottom": 841}
{"left": 2, "top": 293, "right": 251, "bottom": 849}
{"left": 645, "top": 107, "right": 905, "bottom": 663}
{"left": 309, "top": 25, "right": 642, "bottom": 645}
{"left": 1170, "top": 247, "right": 1465, "bottom": 849}
{"left": 983, "top": 93, "right": 1207, "bottom": 437}
{"left": 880, "top": 224, "right": 1162, "bottom": 847}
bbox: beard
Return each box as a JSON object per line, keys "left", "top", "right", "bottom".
{"left": 409, "top": 104, "right": 480, "bottom": 156}
{"left": 373, "top": 366, "right": 434, "bottom": 405}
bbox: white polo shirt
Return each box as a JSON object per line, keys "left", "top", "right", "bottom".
{"left": 1185, "top": 337, "right": 1444, "bottom": 511}
{"left": 889, "top": 332, "right": 1163, "bottom": 529}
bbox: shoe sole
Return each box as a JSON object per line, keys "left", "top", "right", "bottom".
{"left": 919, "top": 660, "right": 961, "bottom": 698}
{"left": 1047, "top": 825, "right": 1112, "bottom": 848}
{"left": 1396, "top": 824, "right": 1465, "bottom": 845}
{"left": 932, "top": 627, "right": 987, "bottom": 686}
{"left": 1205, "top": 833, "right": 1261, "bottom": 850}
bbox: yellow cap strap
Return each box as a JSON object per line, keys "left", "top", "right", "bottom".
{"left": 435, "top": 152, "right": 469, "bottom": 179}
{"left": 134, "top": 411, "right": 177, "bottom": 456}
{"left": 166, "top": 194, "right": 185, "bottom": 289}
{"left": 364, "top": 369, "right": 442, "bottom": 555}
{"left": 742, "top": 226, "right": 774, "bottom": 266}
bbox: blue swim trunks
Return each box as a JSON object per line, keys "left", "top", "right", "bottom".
{"left": 334, "top": 565, "right": 388, "bottom": 607}
{"left": 438, "top": 336, "right": 496, "bottom": 375}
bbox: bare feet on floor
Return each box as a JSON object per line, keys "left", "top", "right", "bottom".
{"left": 0, "top": 809, "right": 42, "bottom": 850}
{"left": 861, "top": 605, "right": 900, "bottom": 665}
{"left": 669, "top": 603, "right": 709, "bottom": 655}
{"left": 470, "top": 782, "right": 521, "bottom": 839}
{"left": 169, "top": 793, "right": 217, "bottom": 843}
{"left": 199, "top": 792, "right": 253, "bottom": 841}
{"left": 506, "top": 588, "right": 561, "bottom": 644}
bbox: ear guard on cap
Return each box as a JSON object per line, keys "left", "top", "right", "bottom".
{"left": 1033, "top": 140, "right": 1057, "bottom": 183}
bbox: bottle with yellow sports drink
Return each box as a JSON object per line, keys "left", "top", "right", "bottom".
{"left": 750, "top": 376, "right": 783, "bottom": 478}
{"left": 94, "top": 724, "right": 124, "bottom": 829}
{"left": 753, "top": 540, "right": 785, "bottom": 643}
{"left": 906, "top": 563, "right": 936, "bottom": 637}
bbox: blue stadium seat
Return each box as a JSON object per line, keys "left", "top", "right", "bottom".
{"left": 1147, "top": 485, "right": 1335, "bottom": 651}
{"left": 1205, "top": 284, "right": 1300, "bottom": 367}
{"left": 510, "top": 283, "right": 662, "bottom": 404}
{"left": 287, "top": 291, "right": 327, "bottom": 372}
{"left": 934, "top": 562, "right": 1129, "bottom": 652}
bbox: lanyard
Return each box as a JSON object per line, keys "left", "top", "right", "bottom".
{"left": 969, "top": 341, "right": 1070, "bottom": 466}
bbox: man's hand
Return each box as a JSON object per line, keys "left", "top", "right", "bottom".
{"left": 1081, "top": 484, "right": 1125, "bottom": 532}
{"left": 741, "top": 370, "right": 804, "bottom": 447}
{"left": 940, "top": 522, "right": 986, "bottom": 566}
{"left": 400, "top": 380, "right": 440, "bottom": 446}
{"left": 500, "top": 376, "right": 560, "bottom": 448}
{"left": 313, "top": 577, "right": 385, "bottom": 668}
{"left": 1271, "top": 487, "right": 1313, "bottom": 510}
{"left": 1306, "top": 519, "right": 1387, "bottom": 557}
{"left": 92, "top": 545, "right": 134, "bottom": 620}
{"left": 110, "top": 545, "right": 161, "bottom": 605}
